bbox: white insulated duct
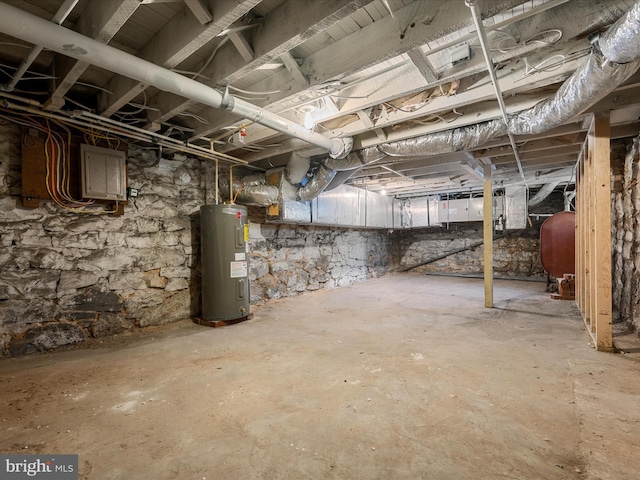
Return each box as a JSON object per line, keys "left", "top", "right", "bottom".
{"left": 528, "top": 182, "right": 559, "bottom": 206}
{"left": 0, "top": 3, "right": 353, "bottom": 160}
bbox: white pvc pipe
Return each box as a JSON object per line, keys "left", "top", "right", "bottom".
{"left": 466, "top": 0, "right": 526, "bottom": 184}
{"left": 0, "top": 2, "right": 352, "bottom": 159}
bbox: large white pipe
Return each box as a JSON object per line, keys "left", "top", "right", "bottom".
{"left": 4, "top": 0, "right": 79, "bottom": 92}
{"left": 0, "top": 2, "right": 353, "bottom": 159}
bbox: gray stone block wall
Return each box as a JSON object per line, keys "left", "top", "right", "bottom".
{"left": 391, "top": 224, "right": 544, "bottom": 277}
{"left": 0, "top": 119, "right": 394, "bottom": 355}
{"left": 0, "top": 119, "right": 203, "bottom": 356}
{"left": 247, "top": 222, "right": 391, "bottom": 303}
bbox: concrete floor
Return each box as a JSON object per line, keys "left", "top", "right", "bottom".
{"left": 1, "top": 274, "right": 639, "bottom": 480}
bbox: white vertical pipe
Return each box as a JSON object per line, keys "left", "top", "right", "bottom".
{"left": 466, "top": 0, "right": 526, "bottom": 184}
{"left": 0, "top": 2, "right": 352, "bottom": 158}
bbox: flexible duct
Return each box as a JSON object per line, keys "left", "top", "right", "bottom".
{"left": 600, "top": 0, "right": 640, "bottom": 63}
{"left": 378, "top": 121, "right": 507, "bottom": 157}
{"left": 295, "top": 147, "right": 387, "bottom": 200}
{"left": 507, "top": 52, "right": 640, "bottom": 135}
{"left": 238, "top": 0, "right": 640, "bottom": 205}
{"left": 529, "top": 182, "right": 559, "bottom": 206}
{"left": 309, "top": 0, "right": 640, "bottom": 189}
{"left": 296, "top": 164, "right": 337, "bottom": 201}
{"left": 218, "top": 175, "right": 279, "bottom": 207}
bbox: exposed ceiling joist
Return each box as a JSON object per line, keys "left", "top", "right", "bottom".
{"left": 98, "top": 0, "right": 260, "bottom": 117}
{"left": 45, "top": 0, "right": 141, "bottom": 110}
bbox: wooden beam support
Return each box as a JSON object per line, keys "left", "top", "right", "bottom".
{"left": 575, "top": 112, "right": 613, "bottom": 351}
{"left": 407, "top": 47, "right": 438, "bottom": 84}
{"left": 483, "top": 164, "right": 493, "bottom": 308}
{"left": 183, "top": 0, "right": 213, "bottom": 25}
{"left": 280, "top": 52, "right": 309, "bottom": 87}
{"left": 228, "top": 31, "right": 254, "bottom": 62}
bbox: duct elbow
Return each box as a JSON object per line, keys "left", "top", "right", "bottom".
{"left": 296, "top": 164, "right": 337, "bottom": 202}
{"left": 328, "top": 137, "right": 353, "bottom": 159}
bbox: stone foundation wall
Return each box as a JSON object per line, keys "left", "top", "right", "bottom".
{"left": 390, "top": 223, "right": 544, "bottom": 277}
{"left": 611, "top": 136, "right": 640, "bottom": 330}
{"left": 0, "top": 119, "right": 393, "bottom": 355}
{"left": 247, "top": 220, "right": 391, "bottom": 303}
{"left": 0, "top": 119, "right": 203, "bottom": 356}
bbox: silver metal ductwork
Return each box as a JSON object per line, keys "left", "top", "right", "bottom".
{"left": 284, "top": 0, "right": 640, "bottom": 201}
{"left": 218, "top": 175, "right": 279, "bottom": 207}
{"left": 378, "top": 122, "right": 508, "bottom": 157}
{"left": 507, "top": 52, "right": 640, "bottom": 135}
{"left": 600, "top": 0, "right": 640, "bottom": 64}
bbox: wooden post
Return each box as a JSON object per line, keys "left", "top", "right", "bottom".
{"left": 574, "top": 113, "right": 613, "bottom": 351}
{"left": 592, "top": 112, "right": 613, "bottom": 350}
{"left": 483, "top": 164, "right": 493, "bottom": 308}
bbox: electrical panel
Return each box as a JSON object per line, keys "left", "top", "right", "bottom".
{"left": 80, "top": 144, "right": 127, "bottom": 201}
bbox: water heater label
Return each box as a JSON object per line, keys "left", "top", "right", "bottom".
{"left": 230, "top": 261, "right": 247, "bottom": 278}
{"left": 235, "top": 253, "right": 246, "bottom": 261}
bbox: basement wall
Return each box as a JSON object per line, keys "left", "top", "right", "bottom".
{"left": 611, "top": 136, "right": 640, "bottom": 330}
{"left": 390, "top": 192, "right": 564, "bottom": 277}
{"left": 0, "top": 119, "right": 391, "bottom": 356}
{"left": 391, "top": 224, "right": 545, "bottom": 277}
{"left": 247, "top": 216, "right": 390, "bottom": 303}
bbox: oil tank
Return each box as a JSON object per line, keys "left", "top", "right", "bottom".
{"left": 540, "top": 211, "right": 575, "bottom": 278}
{"left": 200, "top": 204, "right": 250, "bottom": 321}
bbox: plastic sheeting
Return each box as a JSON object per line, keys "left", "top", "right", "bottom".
{"left": 600, "top": 0, "right": 640, "bottom": 64}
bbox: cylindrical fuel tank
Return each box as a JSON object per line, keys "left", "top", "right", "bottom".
{"left": 200, "top": 204, "right": 250, "bottom": 321}
{"left": 540, "top": 211, "right": 575, "bottom": 278}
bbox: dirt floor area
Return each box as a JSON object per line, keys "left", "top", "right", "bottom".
{"left": 1, "top": 274, "right": 639, "bottom": 480}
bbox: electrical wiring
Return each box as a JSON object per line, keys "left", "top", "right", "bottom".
{"left": 177, "top": 111, "right": 209, "bottom": 124}
{"left": 227, "top": 85, "right": 281, "bottom": 96}
{"left": 524, "top": 54, "right": 566, "bottom": 76}
{"left": 170, "top": 69, "right": 212, "bottom": 81}
{"left": 74, "top": 82, "right": 114, "bottom": 95}
{"left": 128, "top": 102, "right": 160, "bottom": 112}
{"left": 0, "top": 62, "right": 58, "bottom": 80}
{"left": 0, "top": 110, "right": 120, "bottom": 213}
{"left": 63, "top": 96, "right": 95, "bottom": 112}
{"left": 496, "top": 29, "right": 563, "bottom": 54}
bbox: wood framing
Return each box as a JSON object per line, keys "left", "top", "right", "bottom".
{"left": 575, "top": 112, "right": 613, "bottom": 351}
{"left": 483, "top": 164, "right": 493, "bottom": 308}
